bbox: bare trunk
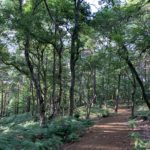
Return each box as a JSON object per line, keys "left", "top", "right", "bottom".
{"left": 115, "top": 74, "right": 121, "bottom": 113}
{"left": 1, "top": 81, "right": 4, "bottom": 117}
{"left": 26, "top": 96, "right": 31, "bottom": 112}
{"left": 131, "top": 77, "right": 136, "bottom": 117}
{"left": 93, "top": 69, "right": 97, "bottom": 104}
{"left": 16, "top": 83, "right": 20, "bottom": 114}
{"left": 24, "top": 36, "right": 45, "bottom": 126}
{"left": 31, "top": 81, "right": 35, "bottom": 115}
{"left": 42, "top": 54, "right": 48, "bottom": 117}
{"left": 86, "top": 74, "right": 91, "bottom": 119}
{"left": 3, "top": 93, "right": 7, "bottom": 116}
{"left": 69, "top": 0, "right": 81, "bottom": 116}
{"left": 78, "top": 76, "right": 83, "bottom": 106}
{"left": 58, "top": 53, "right": 62, "bottom": 110}
{"left": 69, "top": 64, "right": 75, "bottom": 116}
{"left": 52, "top": 49, "right": 56, "bottom": 116}
{"left": 126, "top": 59, "right": 150, "bottom": 110}
{"left": 122, "top": 45, "right": 150, "bottom": 110}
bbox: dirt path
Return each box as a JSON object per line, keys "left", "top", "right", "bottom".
{"left": 62, "top": 108, "right": 132, "bottom": 150}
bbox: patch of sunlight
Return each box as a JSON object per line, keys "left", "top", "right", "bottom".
{"left": 19, "top": 121, "right": 37, "bottom": 128}
{"left": 93, "top": 124, "right": 128, "bottom": 130}
{"left": 77, "top": 144, "right": 121, "bottom": 150}
{"left": 137, "top": 105, "right": 149, "bottom": 111}
{"left": 103, "top": 130, "right": 116, "bottom": 133}
{"left": 0, "top": 126, "right": 9, "bottom": 131}
{"left": 107, "top": 122, "right": 128, "bottom": 125}
{"left": 3, "top": 127, "right": 11, "bottom": 133}
{"left": 94, "top": 124, "right": 120, "bottom": 128}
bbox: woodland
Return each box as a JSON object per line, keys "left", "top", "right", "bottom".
{"left": 0, "top": 0, "right": 150, "bottom": 149}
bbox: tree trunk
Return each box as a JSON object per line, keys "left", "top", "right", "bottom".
{"left": 58, "top": 53, "right": 62, "bottom": 110}
{"left": 93, "top": 69, "right": 97, "bottom": 104}
{"left": 115, "top": 74, "right": 121, "bottom": 113}
{"left": 16, "top": 83, "right": 20, "bottom": 114}
{"left": 3, "top": 92, "right": 7, "bottom": 116}
{"left": 122, "top": 45, "right": 150, "bottom": 110}
{"left": 52, "top": 49, "right": 56, "bottom": 116}
{"left": 1, "top": 81, "right": 4, "bottom": 117}
{"left": 42, "top": 52, "right": 48, "bottom": 111}
{"left": 24, "top": 36, "right": 45, "bottom": 126}
{"left": 131, "top": 76, "right": 136, "bottom": 117}
{"left": 78, "top": 76, "right": 83, "bottom": 106}
{"left": 26, "top": 85, "right": 30, "bottom": 113}
{"left": 69, "top": 0, "right": 81, "bottom": 116}
{"left": 86, "top": 73, "right": 91, "bottom": 119}
{"left": 26, "top": 96, "right": 31, "bottom": 112}
{"left": 69, "top": 64, "right": 76, "bottom": 116}
{"left": 31, "top": 81, "right": 35, "bottom": 115}
{"left": 126, "top": 59, "right": 150, "bottom": 110}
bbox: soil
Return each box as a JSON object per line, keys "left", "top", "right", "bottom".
{"left": 62, "top": 108, "right": 133, "bottom": 150}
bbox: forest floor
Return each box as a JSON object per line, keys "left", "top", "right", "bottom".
{"left": 62, "top": 108, "right": 133, "bottom": 150}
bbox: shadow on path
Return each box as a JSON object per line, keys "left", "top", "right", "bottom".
{"left": 62, "top": 108, "right": 132, "bottom": 150}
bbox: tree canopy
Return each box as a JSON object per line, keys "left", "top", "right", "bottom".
{"left": 0, "top": 0, "right": 150, "bottom": 125}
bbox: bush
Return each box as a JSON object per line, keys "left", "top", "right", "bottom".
{"left": 128, "top": 119, "right": 137, "bottom": 129}
{"left": 67, "top": 133, "right": 79, "bottom": 142}
{"left": 48, "top": 117, "right": 91, "bottom": 143}
{"left": 136, "top": 111, "right": 150, "bottom": 120}
{"left": 0, "top": 114, "right": 92, "bottom": 150}
{"left": 128, "top": 118, "right": 150, "bottom": 150}
{"left": 74, "top": 112, "right": 80, "bottom": 119}
{"left": 130, "top": 132, "right": 147, "bottom": 150}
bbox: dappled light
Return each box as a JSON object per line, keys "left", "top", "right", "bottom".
{"left": 63, "top": 108, "right": 132, "bottom": 150}
{"left": 0, "top": 0, "right": 150, "bottom": 149}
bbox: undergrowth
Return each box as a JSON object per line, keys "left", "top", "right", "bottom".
{"left": 77, "top": 106, "right": 111, "bottom": 119}
{"left": 128, "top": 107, "right": 150, "bottom": 150}
{"left": 0, "top": 114, "right": 93, "bottom": 150}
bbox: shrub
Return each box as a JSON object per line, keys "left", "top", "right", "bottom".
{"left": 130, "top": 132, "right": 147, "bottom": 150}
{"left": 48, "top": 117, "right": 91, "bottom": 143}
{"left": 128, "top": 119, "right": 137, "bottom": 130}
{"left": 74, "top": 112, "right": 80, "bottom": 119}
{"left": 0, "top": 114, "right": 92, "bottom": 150}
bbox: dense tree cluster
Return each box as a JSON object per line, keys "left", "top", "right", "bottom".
{"left": 0, "top": 0, "right": 150, "bottom": 126}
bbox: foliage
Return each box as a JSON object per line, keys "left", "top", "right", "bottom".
{"left": 128, "top": 119, "right": 137, "bottom": 129}
{"left": 77, "top": 106, "right": 110, "bottom": 119}
{"left": 48, "top": 116, "right": 92, "bottom": 142}
{"left": 0, "top": 114, "right": 92, "bottom": 150}
{"left": 130, "top": 132, "right": 148, "bottom": 150}
{"left": 0, "top": 0, "right": 150, "bottom": 148}
{"left": 129, "top": 106, "right": 150, "bottom": 150}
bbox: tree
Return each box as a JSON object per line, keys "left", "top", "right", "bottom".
{"left": 93, "top": 0, "right": 150, "bottom": 110}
